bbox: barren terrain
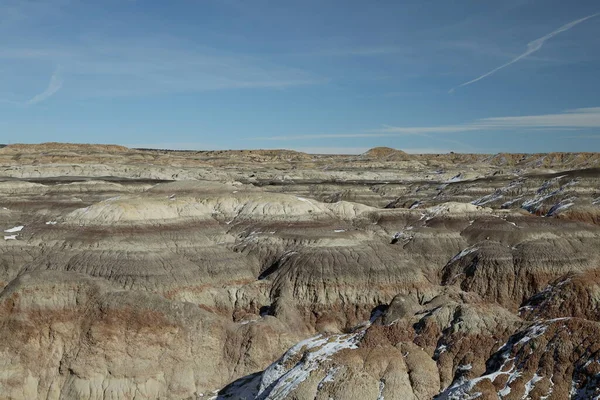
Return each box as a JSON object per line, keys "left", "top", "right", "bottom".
{"left": 0, "top": 143, "right": 599, "bottom": 399}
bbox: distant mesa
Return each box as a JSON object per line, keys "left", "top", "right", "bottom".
{"left": 0, "top": 142, "right": 131, "bottom": 153}
{"left": 362, "top": 146, "right": 412, "bottom": 160}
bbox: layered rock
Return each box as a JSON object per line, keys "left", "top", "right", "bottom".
{"left": 0, "top": 143, "right": 599, "bottom": 399}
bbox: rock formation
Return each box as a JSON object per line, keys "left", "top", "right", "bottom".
{"left": 0, "top": 143, "right": 599, "bottom": 399}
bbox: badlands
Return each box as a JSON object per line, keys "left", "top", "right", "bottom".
{"left": 0, "top": 143, "right": 599, "bottom": 399}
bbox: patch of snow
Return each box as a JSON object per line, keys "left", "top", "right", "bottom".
{"left": 523, "top": 373, "right": 544, "bottom": 398}
{"left": 515, "top": 323, "right": 548, "bottom": 346}
{"left": 46, "top": 221, "right": 57, "bottom": 225}
{"left": 546, "top": 199, "right": 575, "bottom": 216}
{"left": 593, "top": 197, "right": 600, "bottom": 205}
{"left": 449, "top": 247, "right": 478, "bottom": 264}
{"left": 537, "top": 176, "right": 567, "bottom": 193}
{"left": 472, "top": 192, "right": 503, "bottom": 206}
{"left": 438, "top": 321, "right": 562, "bottom": 399}
{"left": 521, "top": 177, "right": 578, "bottom": 214}
{"left": 501, "top": 196, "right": 524, "bottom": 208}
{"left": 257, "top": 332, "right": 362, "bottom": 400}
{"left": 409, "top": 201, "right": 422, "bottom": 210}
{"left": 4, "top": 226, "right": 24, "bottom": 233}
{"left": 446, "top": 173, "right": 464, "bottom": 183}
{"left": 458, "top": 364, "right": 473, "bottom": 371}
{"left": 473, "top": 180, "right": 525, "bottom": 207}
{"left": 4, "top": 235, "right": 17, "bottom": 240}
{"left": 317, "top": 366, "right": 339, "bottom": 390}
{"left": 333, "top": 229, "right": 345, "bottom": 233}
{"left": 498, "top": 386, "right": 511, "bottom": 396}
{"left": 377, "top": 379, "right": 385, "bottom": 400}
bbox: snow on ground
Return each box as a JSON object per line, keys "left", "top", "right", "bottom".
{"left": 257, "top": 332, "right": 362, "bottom": 400}
{"left": 446, "top": 174, "right": 464, "bottom": 183}
{"left": 436, "top": 344, "right": 448, "bottom": 355}
{"left": 4, "top": 235, "right": 17, "bottom": 240}
{"left": 317, "top": 366, "right": 339, "bottom": 390}
{"left": 4, "top": 225, "right": 24, "bottom": 233}
{"left": 472, "top": 192, "right": 503, "bottom": 206}
{"left": 448, "top": 247, "right": 478, "bottom": 264}
{"left": 377, "top": 379, "right": 385, "bottom": 400}
{"left": 46, "top": 221, "right": 58, "bottom": 225}
{"left": 521, "top": 178, "right": 578, "bottom": 214}
{"left": 546, "top": 197, "right": 576, "bottom": 216}
{"left": 570, "top": 358, "right": 600, "bottom": 399}
{"left": 472, "top": 179, "right": 524, "bottom": 206}
{"left": 409, "top": 201, "right": 422, "bottom": 210}
{"left": 437, "top": 320, "right": 564, "bottom": 399}
{"left": 501, "top": 196, "right": 523, "bottom": 208}
{"left": 218, "top": 323, "right": 369, "bottom": 399}
{"left": 523, "top": 373, "right": 544, "bottom": 398}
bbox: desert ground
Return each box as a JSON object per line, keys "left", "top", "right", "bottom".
{"left": 0, "top": 143, "right": 599, "bottom": 399}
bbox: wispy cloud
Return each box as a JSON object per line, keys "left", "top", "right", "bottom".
{"left": 251, "top": 127, "right": 478, "bottom": 141}
{"left": 0, "top": 40, "right": 324, "bottom": 98}
{"left": 561, "top": 134, "right": 600, "bottom": 139}
{"left": 251, "top": 106, "right": 600, "bottom": 140}
{"left": 297, "top": 46, "right": 402, "bottom": 57}
{"left": 26, "top": 69, "right": 63, "bottom": 105}
{"left": 0, "top": 67, "right": 63, "bottom": 106}
{"left": 450, "top": 13, "right": 600, "bottom": 92}
{"left": 475, "top": 106, "right": 600, "bottom": 128}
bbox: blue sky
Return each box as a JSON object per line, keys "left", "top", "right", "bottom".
{"left": 1, "top": 0, "right": 599, "bottom": 154}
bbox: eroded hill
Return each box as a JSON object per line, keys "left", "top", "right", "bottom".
{"left": 0, "top": 143, "right": 599, "bottom": 399}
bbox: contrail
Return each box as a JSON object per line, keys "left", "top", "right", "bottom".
{"left": 450, "top": 13, "right": 600, "bottom": 93}
{"left": 26, "top": 68, "right": 63, "bottom": 105}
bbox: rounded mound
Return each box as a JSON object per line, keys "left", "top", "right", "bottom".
{"left": 362, "top": 147, "right": 412, "bottom": 161}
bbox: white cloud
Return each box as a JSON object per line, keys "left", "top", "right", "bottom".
{"left": 250, "top": 106, "right": 600, "bottom": 141}
{"left": 0, "top": 38, "right": 324, "bottom": 99}
{"left": 476, "top": 107, "right": 600, "bottom": 128}
{"left": 0, "top": 68, "right": 62, "bottom": 106}
{"left": 451, "top": 13, "right": 600, "bottom": 92}
{"left": 26, "top": 69, "right": 63, "bottom": 105}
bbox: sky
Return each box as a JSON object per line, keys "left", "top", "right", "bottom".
{"left": 1, "top": 0, "right": 600, "bottom": 154}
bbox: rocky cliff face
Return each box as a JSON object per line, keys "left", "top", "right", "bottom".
{"left": 0, "top": 143, "right": 599, "bottom": 399}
